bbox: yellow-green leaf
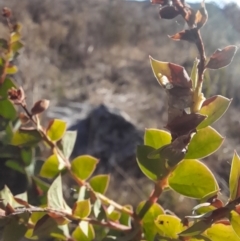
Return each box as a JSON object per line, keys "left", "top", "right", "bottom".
{"left": 11, "top": 129, "right": 42, "bottom": 147}
{"left": 155, "top": 215, "right": 184, "bottom": 239}
{"left": 89, "top": 175, "right": 110, "bottom": 194}
{"left": 137, "top": 202, "right": 164, "bottom": 241}
{"left": 198, "top": 95, "right": 231, "bottom": 129}
{"left": 46, "top": 119, "right": 67, "bottom": 142}
{"left": 71, "top": 155, "right": 98, "bottom": 181}
{"left": 144, "top": 128, "right": 171, "bottom": 149}
{"left": 229, "top": 152, "right": 240, "bottom": 200}
{"left": 185, "top": 126, "right": 224, "bottom": 159}
{"left": 40, "top": 154, "right": 62, "bottom": 179}
{"left": 72, "top": 224, "right": 95, "bottom": 241}
{"left": 6, "top": 65, "right": 18, "bottom": 74}
{"left": 230, "top": 211, "right": 240, "bottom": 239}
{"left": 168, "top": 159, "right": 219, "bottom": 199}
{"left": 206, "top": 223, "right": 240, "bottom": 241}
{"left": 73, "top": 199, "right": 91, "bottom": 219}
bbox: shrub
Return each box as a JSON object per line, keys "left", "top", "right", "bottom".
{"left": 0, "top": 1, "right": 240, "bottom": 241}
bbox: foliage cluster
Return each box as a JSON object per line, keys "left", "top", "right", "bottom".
{"left": 0, "top": 1, "right": 240, "bottom": 241}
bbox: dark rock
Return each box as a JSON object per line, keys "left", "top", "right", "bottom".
{"left": 68, "top": 104, "right": 143, "bottom": 176}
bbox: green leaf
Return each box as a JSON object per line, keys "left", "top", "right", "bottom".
{"left": 0, "top": 185, "right": 15, "bottom": 206}
{"left": 206, "top": 223, "right": 240, "bottom": 241}
{"left": 6, "top": 65, "right": 18, "bottom": 74}
{"left": 0, "top": 99, "right": 17, "bottom": 120}
{"left": 229, "top": 152, "right": 240, "bottom": 200}
{"left": 230, "top": 211, "right": 240, "bottom": 239}
{"left": 3, "top": 213, "right": 30, "bottom": 241}
{"left": 33, "top": 214, "right": 58, "bottom": 238}
{"left": 185, "top": 126, "right": 224, "bottom": 159}
{"left": 179, "top": 220, "right": 211, "bottom": 237}
{"left": 40, "top": 154, "right": 61, "bottom": 178}
{"left": 5, "top": 160, "right": 24, "bottom": 173}
{"left": 119, "top": 205, "right": 132, "bottom": 227}
{"left": 11, "top": 32, "right": 21, "bottom": 43}
{"left": 155, "top": 215, "right": 184, "bottom": 239}
{"left": 198, "top": 95, "right": 231, "bottom": 129}
{"left": 191, "top": 58, "right": 199, "bottom": 90}
{"left": 46, "top": 119, "right": 67, "bottom": 142}
{"left": 149, "top": 56, "right": 191, "bottom": 88}
{"left": 47, "top": 175, "right": 64, "bottom": 209}
{"left": 71, "top": 155, "right": 98, "bottom": 181}
{"left": 11, "top": 41, "right": 24, "bottom": 53}
{"left": 168, "top": 159, "right": 219, "bottom": 199}
{"left": 21, "top": 147, "right": 33, "bottom": 166}
{"left": 136, "top": 145, "right": 169, "bottom": 181}
{"left": 144, "top": 128, "right": 171, "bottom": 149}
{"left": 0, "top": 78, "right": 17, "bottom": 98}
{"left": 11, "top": 129, "right": 42, "bottom": 147}
{"left": 107, "top": 208, "right": 121, "bottom": 221}
{"left": 89, "top": 174, "right": 110, "bottom": 194}
{"left": 73, "top": 199, "right": 91, "bottom": 219}
{"left": 137, "top": 202, "right": 164, "bottom": 241}
{"left": 61, "top": 130, "right": 77, "bottom": 158}
{"left": 72, "top": 224, "right": 95, "bottom": 241}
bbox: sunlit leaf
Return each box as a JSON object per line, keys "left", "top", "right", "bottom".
{"left": 40, "top": 154, "right": 62, "bottom": 178}
{"left": 144, "top": 128, "right": 171, "bottom": 149}
{"left": 47, "top": 175, "right": 64, "bottom": 209}
{"left": 6, "top": 65, "right": 18, "bottom": 74}
{"left": 230, "top": 211, "right": 240, "bottom": 239}
{"left": 46, "top": 119, "right": 67, "bottom": 142}
{"left": 137, "top": 201, "right": 164, "bottom": 241}
{"left": 72, "top": 224, "right": 95, "bottom": 241}
{"left": 185, "top": 126, "right": 224, "bottom": 159}
{"left": 155, "top": 215, "right": 184, "bottom": 239}
{"left": 11, "top": 129, "right": 42, "bottom": 147}
{"left": 195, "top": 1, "right": 208, "bottom": 29}
{"left": 60, "top": 130, "right": 77, "bottom": 158}
{"left": 10, "top": 32, "right": 21, "bottom": 43}
{"left": 168, "top": 159, "right": 218, "bottom": 199}
{"left": 149, "top": 56, "right": 192, "bottom": 89}
{"left": 72, "top": 199, "right": 91, "bottom": 219}
{"left": 89, "top": 175, "right": 110, "bottom": 194}
{"left": 11, "top": 41, "right": 24, "bottom": 54}
{"left": 0, "top": 185, "right": 15, "bottom": 206}
{"left": 198, "top": 95, "right": 231, "bottom": 129}
{"left": 229, "top": 152, "right": 240, "bottom": 200}
{"left": 206, "top": 223, "right": 240, "bottom": 241}
{"left": 206, "top": 45, "right": 238, "bottom": 69}
{"left": 71, "top": 155, "right": 98, "bottom": 181}
{"left": 191, "top": 58, "right": 199, "bottom": 90}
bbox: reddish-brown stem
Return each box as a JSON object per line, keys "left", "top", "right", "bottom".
{"left": 138, "top": 181, "right": 163, "bottom": 220}
{"left": 21, "top": 102, "right": 134, "bottom": 218}
{"left": 195, "top": 30, "right": 206, "bottom": 83}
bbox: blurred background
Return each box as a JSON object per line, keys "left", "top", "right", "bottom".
{"left": 0, "top": 0, "right": 240, "bottom": 216}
